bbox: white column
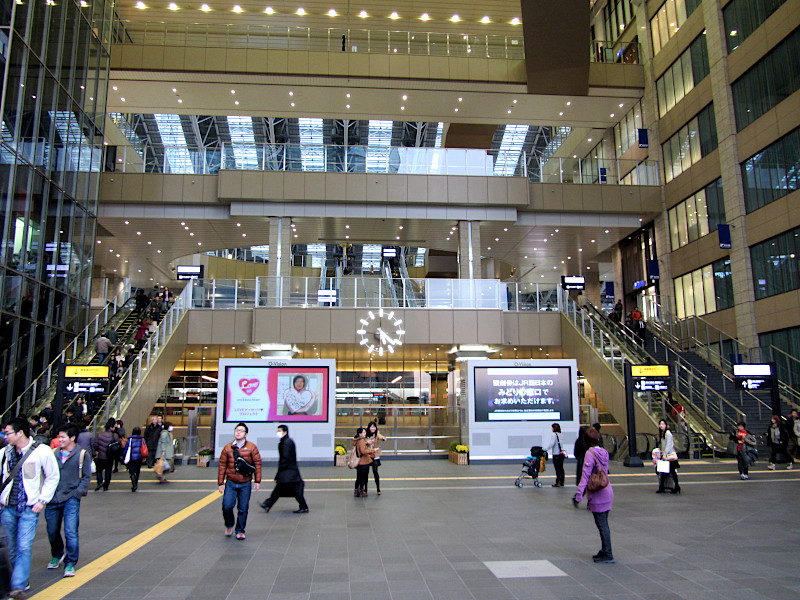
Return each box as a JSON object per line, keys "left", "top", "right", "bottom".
{"left": 457, "top": 221, "right": 481, "bottom": 279}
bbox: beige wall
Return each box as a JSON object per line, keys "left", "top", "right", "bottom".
{"left": 528, "top": 182, "right": 662, "bottom": 214}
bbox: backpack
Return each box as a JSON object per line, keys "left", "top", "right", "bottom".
{"left": 586, "top": 448, "right": 609, "bottom": 491}
{"left": 347, "top": 444, "right": 360, "bottom": 469}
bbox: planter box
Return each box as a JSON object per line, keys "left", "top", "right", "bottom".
{"left": 449, "top": 451, "right": 469, "bottom": 465}
{"left": 197, "top": 455, "right": 211, "bottom": 467}
{"left": 335, "top": 454, "right": 347, "bottom": 467}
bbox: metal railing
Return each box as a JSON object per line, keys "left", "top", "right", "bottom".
{"left": 3, "top": 280, "right": 132, "bottom": 421}
{"left": 187, "top": 277, "right": 559, "bottom": 311}
{"left": 590, "top": 40, "right": 640, "bottom": 64}
{"left": 116, "top": 21, "right": 526, "bottom": 59}
{"left": 90, "top": 284, "right": 193, "bottom": 432}
{"left": 109, "top": 143, "right": 661, "bottom": 186}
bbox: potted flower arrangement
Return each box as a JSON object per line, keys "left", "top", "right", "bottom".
{"left": 448, "top": 441, "right": 469, "bottom": 465}
{"left": 197, "top": 447, "right": 213, "bottom": 467}
{"left": 334, "top": 444, "right": 347, "bottom": 467}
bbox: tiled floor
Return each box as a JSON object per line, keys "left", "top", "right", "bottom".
{"left": 20, "top": 459, "right": 800, "bottom": 600}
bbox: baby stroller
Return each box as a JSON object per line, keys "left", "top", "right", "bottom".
{"left": 514, "top": 446, "right": 548, "bottom": 488}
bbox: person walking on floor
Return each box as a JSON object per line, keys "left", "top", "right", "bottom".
{"left": 260, "top": 424, "right": 308, "bottom": 514}
{"left": 143, "top": 416, "right": 161, "bottom": 468}
{"left": 1, "top": 417, "right": 61, "bottom": 599}
{"left": 656, "top": 419, "right": 681, "bottom": 494}
{"left": 122, "top": 427, "right": 147, "bottom": 492}
{"left": 44, "top": 424, "right": 92, "bottom": 578}
{"left": 544, "top": 423, "right": 566, "bottom": 487}
{"left": 155, "top": 422, "right": 174, "bottom": 483}
{"left": 92, "top": 419, "right": 119, "bottom": 491}
{"left": 218, "top": 423, "right": 261, "bottom": 539}
{"left": 785, "top": 409, "right": 800, "bottom": 459}
{"left": 353, "top": 427, "right": 374, "bottom": 497}
{"left": 733, "top": 421, "right": 755, "bottom": 480}
{"left": 573, "top": 425, "right": 588, "bottom": 485}
{"left": 572, "top": 427, "right": 614, "bottom": 564}
{"left": 365, "top": 421, "right": 386, "bottom": 495}
{"left": 767, "top": 415, "right": 793, "bottom": 469}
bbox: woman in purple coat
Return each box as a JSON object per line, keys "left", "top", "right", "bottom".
{"left": 573, "top": 427, "right": 614, "bottom": 563}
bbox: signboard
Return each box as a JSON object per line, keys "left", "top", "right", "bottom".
{"left": 633, "top": 279, "right": 647, "bottom": 290}
{"left": 472, "top": 366, "right": 575, "bottom": 422}
{"left": 733, "top": 363, "right": 772, "bottom": 391}
{"left": 65, "top": 380, "right": 108, "bottom": 394}
{"left": 382, "top": 247, "right": 397, "bottom": 258}
{"left": 638, "top": 128, "right": 649, "bottom": 149}
{"left": 648, "top": 259, "right": 660, "bottom": 281}
{"left": 176, "top": 265, "right": 204, "bottom": 280}
{"left": 561, "top": 275, "right": 585, "bottom": 290}
{"left": 735, "top": 377, "right": 771, "bottom": 391}
{"left": 599, "top": 167, "right": 607, "bottom": 183}
{"left": 65, "top": 365, "right": 109, "bottom": 379}
{"left": 631, "top": 365, "right": 669, "bottom": 377}
{"left": 630, "top": 364, "right": 670, "bottom": 392}
{"left": 718, "top": 224, "right": 732, "bottom": 250}
{"left": 732, "top": 364, "right": 771, "bottom": 377}
{"left": 317, "top": 289, "right": 337, "bottom": 304}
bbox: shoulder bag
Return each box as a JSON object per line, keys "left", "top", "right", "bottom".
{"left": 1, "top": 442, "right": 41, "bottom": 493}
{"left": 586, "top": 448, "right": 609, "bottom": 491}
{"left": 232, "top": 445, "right": 256, "bottom": 476}
{"left": 347, "top": 444, "right": 360, "bottom": 469}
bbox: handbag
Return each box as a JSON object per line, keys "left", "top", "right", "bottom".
{"left": 586, "top": 448, "right": 609, "bottom": 491}
{"left": 140, "top": 442, "right": 149, "bottom": 458}
{"left": 656, "top": 459, "right": 671, "bottom": 473}
{"left": 664, "top": 451, "right": 678, "bottom": 461}
{"left": 123, "top": 442, "right": 132, "bottom": 465}
{"left": 347, "top": 445, "right": 360, "bottom": 469}
{"left": 154, "top": 457, "right": 165, "bottom": 476}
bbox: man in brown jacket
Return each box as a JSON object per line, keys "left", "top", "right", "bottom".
{"left": 217, "top": 423, "right": 261, "bottom": 540}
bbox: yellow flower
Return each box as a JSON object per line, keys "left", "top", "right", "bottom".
{"left": 455, "top": 444, "right": 469, "bottom": 454}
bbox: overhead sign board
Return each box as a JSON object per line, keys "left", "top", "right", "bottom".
{"left": 735, "top": 377, "right": 771, "bottom": 391}
{"left": 317, "top": 289, "right": 338, "bottom": 304}
{"left": 176, "top": 265, "right": 204, "bottom": 280}
{"left": 65, "top": 365, "right": 109, "bottom": 379}
{"left": 65, "top": 380, "right": 108, "bottom": 394}
{"left": 632, "top": 378, "right": 670, "bottom": 392}
{"left": 732, "top": 364, "right": 771, "bottom": 377}
{"left": 561, "top": 276, "right": 585, "bottom": 290}
{"left": 382, "top": 247, "right": 397, "bottom": 258}
{"left": 733, "top": 363, "right": 773, "bottom": 391}
{"left": 631, "top": 365, "right": 669, "bottom": 377}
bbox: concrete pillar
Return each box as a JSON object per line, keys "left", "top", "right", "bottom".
{"left": 583, "top": 269, "right": 601, "bottom": 307}
{"left": 457, "top": 221, "right": 481, "bottom": 279}
{"left": 703, "top": 0, "right": 758, "bottom": 349}
{"left": 268, "top": 217, "right": 291, "bottom": 278}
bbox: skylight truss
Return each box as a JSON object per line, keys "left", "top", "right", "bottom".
{"left": 298, "top": 118, "right": 324, "bottom": 171}
{"left": 493, "top": 124, "right": 529, "bottom": 176}
{"left": 366, "top": 120, "right": 393, "bottom": 172}
{"left": 226, "top": 116, "right": 259, "bottom": 169}
{"left": 153, "top": 114, "right": 194, "bottom": 173}
{"left": 50, "top": 111, "right": 100, "bottom": 172}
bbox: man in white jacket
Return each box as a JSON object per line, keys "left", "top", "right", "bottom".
{"left": 1, "top": 417, "right": 60, "bottom": 600}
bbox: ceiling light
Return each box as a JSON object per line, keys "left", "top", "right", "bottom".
{"left": 487, "top": 247, "right": 491, "bottom": 250}
{"left": 290, "top": 102, "right": 295, "bottom": 107}
{"left": 328, "top": 9, "right": 337, "bottom": 17}
{"left": 389, "top": 11, "right": 399, "bottom": 19}
{"left": 124, "top": 220, "right": 129, "bottom": 224}
{"left": 555, "top": 229, "right": 559, "bottom": 232}
{"left": 400, "top": 106, "right": 405, "bottom": 110}
{"left": 236, "top": 222, "right": 241, "bottom": 226}
{"left": 177, "top": 99, "right": 182, "bottom": 103}
{"left": 112, "top": 86, "right": 118, "bottom": 91}
{"left": 450, "top": 15, "right": 460, "bottom": 23}
{"left": 513, "top": 99, "right": 517, "bottom": 104}
{"left": 172, "top": 88, "right": 177, "bottom": 92}
{"left": 242, "top": 233, "right": 246, "bottom": 237}
{"left": 346, "top": 104, "right": 350, "bottom": 109}
{"left": 189, "top": 232, "right": 194, "bottom": 236}
{"left": 420, "top": 13, "right": 430, "bottom": 21}
{"left": 591, "top": 239, "right": 595, "bottom": 243}
{"left": 136, "top": 231, "right": 141, "bottom": 235}
{"left": 345, "top": 235, "right": 349, "bottom": 239}
{"left": 296, "top": 7, "right": 305, "bottom": 15}
{"left": 359, "top": 10, "right": 367, "bottom": 18}
{"left": 120, "top": 97, "right": 125, "bottom": 101}
{"left": 511, "top": 17, "right": 520, "bottom": 25}
{"left": 200, "top": 3, "right": 210, "bottom": 11}
{"left": 504, "top": 228, "right": 508, "bottom": 231}
{"left": 495, "top": 238, "right": 499, "bottom": 241}
{"left": 198, "top": 242, "right": 202, "bottom": 246}
{"left": 559, "top": 111, "right": 564, "bottom": 116}
{"left": 566, "top": 101, "right": 572, "bottom": 106}
{"left": 619, "top": 103, "right": 624, "bottom": 108}
{"left": 168, "top": 2, "right": 178, "bottom": 10}
{"left": 157, "top": 250, "right": 161, "bottom": 253}
{"left": 345, "top": 224, "right": 349, "bottom": 228}
{"left": 454, "top": 108, "right": 459, "bottom": 112}
{"left": 507, "top": 110, "right": 511, "bottom": 114}
{"left": 147, "top": 241, "right": 151, "bottom": 245}
{"left": 610, "top": 113, "right": 615, "bottom": 118}
{"left": 481, "top": 16, "right": 490, "bottom": 24}
{"left": 135, "top": 1, "right": 145, "bottom": 7}
{"left": 265, "top": 6, "right": 274, "bottom": 14}
{"left": 233, "top": 5, "right": 243, "bottom": 13}
{"left": 402, "top": 94, "right": 407, "bottom": 100}
{"left": 605, "top": 229, "right": 609, "bottom": 233}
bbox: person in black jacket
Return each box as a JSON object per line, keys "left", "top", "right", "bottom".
{"left": 259, "top": 424, "right": 309, "bottom": 513}
{"left": 574, "top": 426, "right": 589, "bottom": 485}
{"left": 767, "top": 415, "right": 794, "bottom": 469}
{"left": 787, "top": 409, "right": 800, "bottom": 460}
{"left": 143, "top": 416, "right": 162, "bottom": 468}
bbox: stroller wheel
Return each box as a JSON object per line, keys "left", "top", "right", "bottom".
{"left": 534, "top": 480, "right": 542, "bottom": 488}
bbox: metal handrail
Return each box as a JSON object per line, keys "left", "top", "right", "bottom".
{"left": 3, "top": 280, "right": 132, "bottom": 421}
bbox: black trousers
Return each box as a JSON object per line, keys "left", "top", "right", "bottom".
{"left": 658, "top": 461, "right": 679, "bottom": 490}
{"left": 265, "top": 482, "right": 308, "bottom": 510}
{"left": 371, "top": 461, "right": 381, "bottom": 491}
{"left": 552, "top": 455, "right": 565, "bottom": 485}
{"left": 95, "top": 458, "right": 112, "bottom": 490}
{"left": 575, "top": 457, "right": 584, "bottom": 485}
{"left": 127, "top": 459, "right": 142, "bottom": 489}
{"left": 145, "top": 445, "right": 156, "bottom": 467}
{"left": 355, "top": 464, "right": 370, "bottom": 492}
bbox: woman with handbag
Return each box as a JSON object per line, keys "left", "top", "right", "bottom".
{"left": 365, "top": 421, "right": 386, "bottom": 495}
{"left": 573, "top": 427, "right": 614, "bottom": 563}
{"left": 544, "top": 423, "right": 566, "bottom": 487}
{"left": 353, "top": 427, "right": 374, "bottom": 497}
{"left": 656, "top": 419, "right": 680, "bottom": 494}
{"left": 122, "top": 427, "right": 148, "bottom": 492}
{"left": 155, "top": 422, "right": 175, "bottom": 484}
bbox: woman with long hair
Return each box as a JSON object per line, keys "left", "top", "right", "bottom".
{"left": 573, "top": 427, "right": 614, "bottom": 563}
{"left": 544, "top": 423, "right": 566, "bottom": 487}
{"left": 353, "top": 427, "right": 374, "bottom": 497}
{"left": 657, "top": 419, "right": 680, "bottom": 494}
{"left": 365, "top": 421, "right": 387, "bottom": 495}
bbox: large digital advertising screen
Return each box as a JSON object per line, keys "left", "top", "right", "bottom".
{"left": 473, "top": 366, "right": 574, "bottom": 422}
{"left": 223, "top": 365, "right": 329, "bottom": 423}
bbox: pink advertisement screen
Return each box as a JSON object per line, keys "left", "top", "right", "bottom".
{"left": 223, "top": 366, "right": 329, "bottom": 423}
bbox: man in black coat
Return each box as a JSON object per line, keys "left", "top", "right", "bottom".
{"left": 143, "top": 416, "right": 162, "bottom": 468}
{"left": 259, "top": 424, "right": 309, "bottom": 514}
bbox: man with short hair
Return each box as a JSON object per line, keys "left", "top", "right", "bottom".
{"left": 260, "top": 424, "right": 309, "bottom": 514}
{"left": 94, "top": 334, "right": 112, "bottom": 364}
{"left": 44, "top": 424, "right": 92, "bottom": 578}
{"left": 218, "top": 423, "right": 261, "bottom": 540}
{"left": 1, "top": 418, "right": 60, "bottom": 599}
{"left": 143, "top": 416, "right": 161, "bottom": 468}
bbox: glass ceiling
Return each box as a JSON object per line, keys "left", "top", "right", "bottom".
{"left": 226, "top": 116, "right": 259, "bottom": 169}
{"left": 298, "top": 117, "right": 324, "bottom": 171}
{"left": 154, "top": 114, "right": 194, "bottom": 173}
{"left": 493, "top": 124, "right": 529, "bottom": 176}
{"left": 366, "top": 120, "right": 393, "bottom": 173}
{"left": 50, "top": 111, "right": 99, "bottom": 172}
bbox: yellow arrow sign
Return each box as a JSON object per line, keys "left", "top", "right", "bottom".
{"left": 65, "top": 365, "right": 109, "bottom": 378}
{"left": 631, "top": 365, "right": 669, "bottom": 377}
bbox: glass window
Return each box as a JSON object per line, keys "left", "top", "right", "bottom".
{"left": 724, "top": 0, "right": 789, "bottom": 53}
{"left": 751, "top": 226, "right": 800, "bottom": 299}
{"left": 742, "top": 126, "right": 800, "bottom": 212}
{"left": 702, "top": 265, "right": 716, "bottom": 313}
{"left": 651, "top": 0, "right": 701, "bottom": 54}
{"left": 682, "top": 273, "right": 695, "bottom": 317}
{"left": 685, "top": 195, "right": 697, "bottom": 241}
{"left": 669, "top": 206, "right": 680, "bottom": 249}
{"left": 674, "top": 276, "right": 685, "bottom": 319}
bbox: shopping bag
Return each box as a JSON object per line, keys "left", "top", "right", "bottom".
{"left": 154, "top": 458, "right": 165, "bottom": 476}
{"left": 656, "top": 459, "right": 671, "bottom": 473}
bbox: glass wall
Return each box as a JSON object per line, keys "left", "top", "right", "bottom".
{"left": 656, "top": 33, "right": 710, "bottom": 117}
{"left": 0, "top": 0, "right": 112, "bottom": 409}
{"left": 732, "top": 27, "right": 800, "bottom": 131}
{"left": 651, "top": 0, "right": 702, "bottom": 55}
{"left": 613, "top": 101, "right": 643, "bottom": 156}
{"left": 724, "top": 0, "right": 789, "bottom": 53}
{"left": 751, "top": 226, "right": 800, "bottom": 299}
{"left": 741, "top": 126, "right": 800, "bottom": 212}
{"left": 604, "top": 0, "right": 636, "bottom": 44}
{"left": 668, "top": 178, "right": 725, "bottom": 249}
{"left": 673, "top": 258, "right": 733, "bottom": 319}
{"left": 759, "top": 325, "right": 800, "bottom": 389}
{"left": 662, "top": 104, "right": 718, "bottom": 183}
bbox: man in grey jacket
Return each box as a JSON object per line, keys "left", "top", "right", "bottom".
{"left": 44, "top": 424, "right": 92, "bottom": 578}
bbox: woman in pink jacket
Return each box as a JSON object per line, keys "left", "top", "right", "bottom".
{"left": 573, "top": 427, "right": 614, "bottom": 563}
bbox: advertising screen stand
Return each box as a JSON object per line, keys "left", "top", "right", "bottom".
{"left": 623, "top": 362, "right": 644, "bottom": 468}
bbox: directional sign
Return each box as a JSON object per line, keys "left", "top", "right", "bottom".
{"left": 65, "top": 365, "right": 109, "bottom": 379}
{"left": 633, "top": 378, "right": 670, "bottom": 392}
{"left": 735, "top": 377, "right": 771, "bottom": 391}
{"left": 65, "top": 380, "right": 108, "bottom": 394}
{"left": 631, "top": 365, "right": 669, "bottom": 377}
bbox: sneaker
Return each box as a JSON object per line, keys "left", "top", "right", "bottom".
{"left": 225, "top": 527, "right": 233, "bottom": 537}
{"left": 740, "top": 474, "right": 746, "bottom": 480}
{"left": 63, "top": 564, "right": 75, "bottom": 577}
{"left": 594, "top": 555, "right": 615, "bottom": 563}
{"left": 47, "top": 555, "right": 64, "bottom": 569}
{"left": 236, "top": 532, "right": 245, "bottom": 540}
{"left": 743, "top": 475, "right": 749, "bottom": 480}
{"left": 768, "top": 463, "right": 776, "bottom": 470}
{"left": 9, "top": 589, "right": 26, "bottom": 600}
{"left": 787, "top": 463, "right": 793, "bottom": 470}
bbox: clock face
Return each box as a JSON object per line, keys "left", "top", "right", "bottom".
{"left": 357, "top": 309, "right": 405, "bottom": 356}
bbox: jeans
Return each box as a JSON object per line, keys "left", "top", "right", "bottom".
{"left": 592, "top": 510, "right": 613, "bottom": 557}
{"left": 222, "top": 480, "right": 252, "bottom": 534}
{"left": 1, "top": 505, "right": 40, "bottom": 591}
{"left": 45, "top": 497, "right": 81, "bottom": 566}
{"left": 736, "top": 450, "right": 749, "bottom": 475}
{"left": 552, "top": 455, "right": 565, "bottom": 485}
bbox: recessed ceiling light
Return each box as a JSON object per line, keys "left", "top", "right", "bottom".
{"left": 345, "top": 235, "right": 349, "bottom": 239}
{"left": 124, "top": 220, "right": 129, "bottom": 224}
{"left": 135, "top": 1, "right": 145, "bottom": 8}
{"left": 289, "top": 91, "right": 293, "bottom": 96}
{"left": 402, "top": 94, "right": 408, "bottom": 101}
{"left": 157, "top": 250, "right": 161, "bottom": 253}
{"left": 454, "top": 108, "right": 459, "bottom": 112}
{"left": 511, "top": 17, "right": 520, "bottom": 25}
{"left": 345, "top": 224, "right": 350, "bottom": 228}
{"left": 401, "top": 106, "right": 405, "bottom": 110}
{"left": 198, "top": 242, "right": 202, "bottom": 246}
{"left": 619, "top": 103, "right": 624, "bottom": 108}
{"left": 136, "top": 231, "right": 141, "bottom": 235}
{"left": 390, "top": 11, "right": 399, "bottom": 19}
{"left": 481, "top": 16, "right": 490, "bottom": 24}
{"left": 588, "top": 138, "right": 593, "bottom": 142}
{"left": 450, "top": 15, "right": 460, "bottom": 23}
{"left": 420, "top": 13, "right": 430, "bottom": 21}
{"left": 200, "top": 3, "right": 210, "bottom": 11}
{"left": 168, "top": 2, "right": 178, "bottom": 10}
{"left": 242, "top": 233, "right": 247, "bottom": 237}
{"left": 230, "top": 89, "right": 236, "bottom": 94}
{"left": 328, "top": 9, "right": 337, "bottom": 17}
{"left": 346, "top": 93, "right": 350, "bottom": 98}
{"left": 112, "top": 86, "right": 118, "bottom": 91}
{"left": 147, "top": 241, "right": 151, "bottom": 245}
{"left": 177, "top": 99, "right": 182, "bottom": 103}
{"left": 296, "top": 7, "right": 305, "bottom": 16}
{"left": 172, "top": 88, "right": 177, "bottom": 92}
{"left": 513, "top": 99, "right": 518, "bottom": 104}
{"left": 346, "top": 104, "right": 350, "bottom": 108}
{"left": 458, "top": 97, "right": 463, "bottom": 102}
{"left": 234, "top": 100, "right": 239, "bottom": 105}
{"left": 610, "top": 113, "right": 615, "bottom": 118}
{"left": 507, "top": 110, "right": 511, "bottom": 114}
{"left": 236, "top": 222, "right": 241, "bottom": 226}
{"left": 359, "top": 10, "right": 367, "bottom": 18}
{"left": 290, "top": 102, "right": 295, "bottom": 107}
{"left": 555, "top": 229, "right": 559, "bottom": 232}
{"left": 487, "top": 247, "right": 491, "bottom": 250}
{"left": 605, "top": 229, "right": 609, "bottom": 233}
{"left": 265, "top": 6, "right": 274, "bottom": 14}
{"left": 233, "top": 5, "right": 242, "bottom": 12}
{"left": 559, "top": 111, "right": 564, "bottom": 116}
{"left": 120, "top": 97, "right": 125, "bottom": 101}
